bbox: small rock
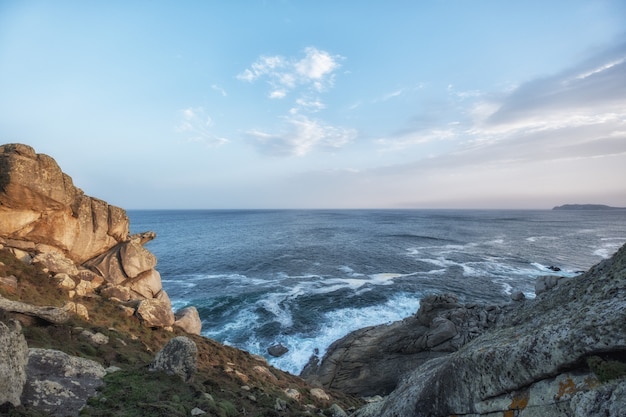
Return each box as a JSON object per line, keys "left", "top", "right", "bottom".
{"left": 310, "top": 388, "right": 331, "bottom": 401}
{"left": 511, "top": 291, "right": 526, "bottom": 301}
{"left": 274, "top": 398, "right": 287, "bottom": 412}
{"left": 268, "top": 343, "right": 289, "bottom": 357}
{"left": 328, "top": 403, "right": 348, "bottom": 417}
{"left": 284, "top": 388, "right": 301, "bottom": 401}
{"left": 191, "top": 407, "right": 206, "bottom": 415}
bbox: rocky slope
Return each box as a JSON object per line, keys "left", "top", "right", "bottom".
{"left": 306, "top": 243, "right": 626, "bottom": 416}
{"left": 0, "top": 143, "right": 359, "bottom": 416}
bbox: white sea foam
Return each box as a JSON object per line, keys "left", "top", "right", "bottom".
{"left": 265, "top": 293, "right": 422, "bottom": 375}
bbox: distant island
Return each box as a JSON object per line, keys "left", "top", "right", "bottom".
{"left": 553, "top": 204, "right": 626, "bottom": 210}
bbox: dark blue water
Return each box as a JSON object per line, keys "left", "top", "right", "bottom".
{"left": 127, "top": 209, "right": 626, "bottom": 374}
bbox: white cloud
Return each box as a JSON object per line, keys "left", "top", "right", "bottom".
{"left": 211, "top": 84, "right": 227, "bottom": 96}
{"left": 246, "top": 115, "right": 356, "bottom": 157}
{"left": 237, "top": 47, "right": 343, "bottom": 99}
{"left": 176, "top": 107, "right": 229, "bottom": 146}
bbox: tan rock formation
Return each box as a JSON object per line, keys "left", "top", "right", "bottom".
{"left": 173, "top": 306, "right": 202, "bottom": 335}
{"left": 0, "top": 143, "right": 129, "bottom": 263}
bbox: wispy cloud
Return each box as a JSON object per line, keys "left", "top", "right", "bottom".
{"left": 246, "top": 115, "right": 356, "bottom": 157}
{"left": 237, "top": 47, "right": 343, "bottom": 100}
{"left": 176, "top": 107, "right": 229, "bottom": 146}
{"left": 211, "top": 84, "right": 227, "bottom": 96}
{"left": 378, "top": 41, "right": 626, "bottom": 166}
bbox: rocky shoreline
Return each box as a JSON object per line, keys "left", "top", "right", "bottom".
{"left": 302, "top": 245, "right": 626, "bottom": 416}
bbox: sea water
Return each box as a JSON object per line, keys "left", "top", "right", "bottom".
{"left": 127, "top": 209, "right": 626, "bottom": 375}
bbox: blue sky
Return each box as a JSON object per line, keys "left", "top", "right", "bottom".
{"left": 1, "top": 1, "right": 625, "bottom": 209}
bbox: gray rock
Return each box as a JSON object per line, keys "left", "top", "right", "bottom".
{"left": 0, "top": 319, "right": 29, "bottom": 406}
{"left": 0, "top": 294, "right": 71, "bottom": 324}
{"left": 149, "top": 336, "right": 198, "bottom": 382}
{"left": 21, "top": 348, "right": 106, "bottom": 417}
{"left": 302, "top": 293, "right": 505, "bottom": 396}
{"left": 355, "top": 243, "right": 626, "bottom": 417}
{"left": 511, "top": 290, "right": 526, "bottom": 301}
{"left": 268, "top": 343, "right": 289, "bottom": 357}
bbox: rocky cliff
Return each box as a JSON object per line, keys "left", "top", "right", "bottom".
{"left": 314, "top": 243, "right": 626, "bottom": 416}
{"left": 0, "top": 143, "right": 195, "bottom": 331}
{"left": 0, "top": 143, "right": 128, "bottom": 264}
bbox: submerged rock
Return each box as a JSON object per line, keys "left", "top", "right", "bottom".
{"left": 268, "top": 343, "right": 289, "bottom": 357}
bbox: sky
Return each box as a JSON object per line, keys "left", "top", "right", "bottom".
{"left": 1, "top": 1, "right": 625, "bottom": 209}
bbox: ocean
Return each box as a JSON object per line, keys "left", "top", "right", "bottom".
{"left": 127, "top": 209, "right": 626, "bottom": 375}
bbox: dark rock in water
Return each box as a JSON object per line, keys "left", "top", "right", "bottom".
{"left": 355, "top": 243, "right": 626, "bottom": 417}
{"left": 548, "top": 265, "right": 561, "bottom": 271}
{"left": 268, "top": 343, "right": 289, "bottom": 357}
{"left": 510, "top": 290, "right": 525, "bottom": 301}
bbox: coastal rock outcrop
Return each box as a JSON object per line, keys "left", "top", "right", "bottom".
{"left": 355, "top": 243, "right": 626, "bottom": 417}
{"left": 0, "top": 143, "right": 128, "bottom": 264}
{"left": 302, "top": 293, "right": 507, "bottom": 396}
{"left": 0, "top": 144, "right": 196, "bottom": 331}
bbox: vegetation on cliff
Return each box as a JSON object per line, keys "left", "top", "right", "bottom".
{"left": 0, "top": 247, "right": 361, "bottom": 416}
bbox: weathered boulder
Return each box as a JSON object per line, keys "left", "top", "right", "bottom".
{"left": 173, "top": 306, "right": 202, "bottom": 335}
{"left": 21, "top": 348, "right": 106, "bottom": 417}
{"left": 149, "top": 336, "right": 198, "bottom": 382}
{"left": 355, "top": 243, "right": 626, "bottom": 417}
{"left": 302, "top": 293, "right": 506, "bottom": 396}
{"left": 0, "top": 143, "right": 129, "bottom": 263}
{"left": 0, "top": 319, "right": 29, "bottom": 406}
{"left": 0, "top": 294, "right": 71, "bottom": 324}
{"left": 268, "top": 343, "right": 289, "bottom": 358}
{"left": 136, "top": 297, "right": 175, "bottom": 328}
{"left": 83, "top": 236, "right": 157, "bottom": 286}
{"left": 31, "top": 250, "right": 78, "bottom": 276}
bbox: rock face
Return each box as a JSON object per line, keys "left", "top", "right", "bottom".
{"left": 0, "top": 319, "right": 29, "bottom": 406}
{"left": 149, "top": 336, "right": 198, "bottom": 382}
{"left": 355, "top": 243, "right": 626, "bottom": 417}
{"left": 0, "top": 144, "right": 191, "bottom": 330}
{"left": 0, "top": 143, "right": 129, "bottom": 264}
{"left": 21, "top": 348, "right": 106, "bottom": 417}
{"left": 302, "top": 293, "right": 507, "bottom": 396}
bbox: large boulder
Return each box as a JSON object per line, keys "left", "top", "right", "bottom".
{"left": 302, "top": 293, "right": 506, "bottom": 396}
{"left": 135, "top": 298, "right": 175, "bottom": 328}
{"left": 21, "top": 348, "right": 106, "bottom": 417}
{"left": 149, "top": 336, "right": 198, "bottom": 382}
{"left": 0, "top": 319, "right": 29, "bottom": 406}
{"left": 0, "top": 143, "right": 129, "bottom": 263}
{"left": 355, "top": 243, "right": 626, "bottom": 417}
{"left": 173, "top": 306, "right": 202, "bottom": 335}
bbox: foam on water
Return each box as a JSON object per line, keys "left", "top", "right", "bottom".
{"left": 261, "top": 293, "right": 422, "bottom": 375}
